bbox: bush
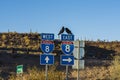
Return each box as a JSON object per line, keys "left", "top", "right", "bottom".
{"left": 9, "top": 66, "right": 65, "bottom": 80}
{"left": 109, "top": 56, "right": 120, "bottom": 80}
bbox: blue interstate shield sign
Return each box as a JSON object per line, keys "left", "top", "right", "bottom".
{"left": 41, "top": 40, "right": 54, "bottom": 53}
{"left": 61, "top": 41, "right": 74, "bottom": 55}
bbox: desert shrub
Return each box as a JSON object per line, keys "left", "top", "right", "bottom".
{"left": 6, "top": 56, "right": 120, "bottom": 80}
{"left": 77, "top": 67, "right": 110, "bottom": 80}
{"left": 109, "top": 56, "right": 120, "bottom": 80}
{"left": 9, "top": 66, "right": 65, "bottom": 80}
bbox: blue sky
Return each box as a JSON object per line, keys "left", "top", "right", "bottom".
{"left": 0, "top": 0, "right": 120, "bottom": 41}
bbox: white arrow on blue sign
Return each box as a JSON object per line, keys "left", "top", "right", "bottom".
{"left": 60, "top": 55, "right": 74, "bottom": 66}
{"left": 40, "top": 54, "right": 54, "bottom": 65}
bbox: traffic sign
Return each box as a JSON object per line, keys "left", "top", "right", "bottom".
{"left": 40, "top": 33, "right": 55, "bottom": 80}
{"left": 72, "top": 60, "right": 85, "bottom": 69}
{"left": 61, "top": 34, "right": 74, "bottom": 41}
{"left": 61, "top": 41, "right": 74, "bottom": 55}
{"left": 41, "top": 40, "right": 54, "bottom": 53}
{"left": 60, "top": 55, "right": 74, "bottom": 66}
{"left": 40, "top": 54, "right": 54, "bottom": 65}
{"left": 60, "top": 34, "right": 75, "bottom": 80}
{"left": 40, "top": 33, "right": 54, "bottom": 54}
{"left": 61, "top": 34, "right": 74, "bottom": 55}
{"left": 16, "top": 65, "right": 23, "bottom": 74}
{"left": 73, "top": 40, "right": 85, "bottom": 59}
{"left": 41, "top": 33, "right": 54, "bottom": 40}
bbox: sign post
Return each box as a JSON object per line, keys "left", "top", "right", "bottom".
{"left": 45, "top": 64, "right": 48, "bottom": 80}
{"left": 72, "top": 40, "right": 85, "bottom": 80}
{"left": 40, "top": 33, "right": 54, "bottom": 80}
{"left": 60, "top": 34, "right": 74, "bottom": 80}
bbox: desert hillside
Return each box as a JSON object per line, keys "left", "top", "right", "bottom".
{"left": 0, "top": 32, "right": 120, "bottom": 59}
{"left": 0, "top": 32, "right": 120, "bottom": 80}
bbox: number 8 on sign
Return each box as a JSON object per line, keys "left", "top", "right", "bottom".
{"left": 41, "top": 41, "right": 54, "bottom": 54}
{"left": 45, "top": 46, "right": 50, "bottom": 52}
{"left": 61, "top": 43, "right": 74, "bottom": 55}
{"left": 65, "top": 45, "right": 70, "bottom": 52}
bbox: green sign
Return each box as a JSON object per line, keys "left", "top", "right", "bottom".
{"left": 16, "top": 65, "right": 23, "bottom": 74}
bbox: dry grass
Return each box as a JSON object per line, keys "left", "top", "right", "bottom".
{"left": 72, "top": 66, "right": 110, "bottom": 80}
{"left": 9, "top": 56, "right": 120, "bottom": 80}
{"left": 9, "top": 66, "right": 65, "bottom": 80}
{"left": 72, "top": 56, "right": 120, "bottom": 80}
{"left": 109, "top": 56, "right": 120, "bottom": 80}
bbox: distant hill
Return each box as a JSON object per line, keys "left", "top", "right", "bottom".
{"left": 0, "top": 32, "right": 120, "bottom": 59}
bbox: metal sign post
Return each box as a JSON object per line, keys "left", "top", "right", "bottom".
{"left": 66, "top": 65, "right": 68, "bottom": 80}
{"left": 77, "top": 41, "right": 80, "bottom": 80}
{"left": 40, "top": 33, "right": 55, "bottom": 80}
{"left": 77, "top": 56, "right": 80, "bottom": 80}
{"left": 61, "top": 34, "right": 74, "bottom": 80}
{"left": 72, "top": 40, "right": 85, "bottom": 80}
{"left": 45, "top": 64, "right": 48, "bottom": 80}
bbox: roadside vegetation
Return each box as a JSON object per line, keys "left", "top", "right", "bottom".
{"left": 7, "top": 56, "right": 120, "bottom": 80}
{"left": 0, "top": 32, "right": 120, "bottom": 80}
{"left": 0, "top": 32, "right": 120, "bottom": 57}
{"left": 9, "top": 65, "right": 65, "bottom": 80}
